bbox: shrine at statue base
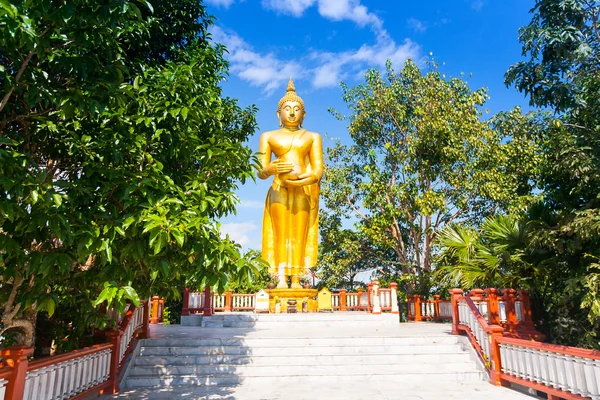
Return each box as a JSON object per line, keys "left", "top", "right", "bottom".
{"left": 178, "top": 281, "right": 399, "bottom": 324}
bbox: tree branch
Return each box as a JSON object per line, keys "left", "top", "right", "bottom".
{"left": 346, "top": 194, "right": 367, "bottom": 220}
{"left": 0, "top": 51, "right": 35, "bottom": 114}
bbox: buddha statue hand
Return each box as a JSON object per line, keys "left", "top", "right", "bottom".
{"left": 262, "top": 159, "right": 294, "bottom": 178}
{"left": 284, "top": 171, "right": 319, "bottom": 187}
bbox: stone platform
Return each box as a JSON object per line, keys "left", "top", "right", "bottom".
{"left": 105, "top": 315, "right": 536, "bottom": 399}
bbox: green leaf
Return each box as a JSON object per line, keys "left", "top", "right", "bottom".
{"left": 52, "top": 193, "right": 62, "bottom": 207}
{"left": 37, "top": 297, "right": 56, "bottom": 317}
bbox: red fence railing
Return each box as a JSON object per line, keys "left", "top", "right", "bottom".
{"left": 450, "top": 288, "right": 600, "bottom": 400}
{"left": 409, "top": 288, "right": 541, "bottom": 339}
{"left": 0, "top": 300, "right": 149, "bottom": 400}
{"left": 181, "top": 282, "right": 400, "bottom": 315}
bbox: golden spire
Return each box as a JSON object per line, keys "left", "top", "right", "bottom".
{"left": 278, "top": 77, "right": 304, "bottom": 111}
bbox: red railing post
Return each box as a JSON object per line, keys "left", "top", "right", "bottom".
{"left": 225, "top": 290, "right": 233, "bottom": 312}
{"left": 182, "top": 287, "right": 190, "bottom": 316}
{"left": 203, "top": 285, "right": 213, "bottom": 317}
{"left": 339, "top": 288, "right": 347, "bottom": 312}
{"left": 407, "top": 295, "right": 413, "bottom": 320}
{"left": 503, "top": 288, "right": 517, "bottom": 333}
{"left": 1, "top": 345, "right": 33, "bottom": 400}
{"left": 413, "top": 294, "right": 422, "bottom": 322}
{"left": 486, "top": 288, "right": 500, "bottom": 325}
{"left": 150, "top": 296, "right": 159, "bottom": 324}
{"left": 140, "top": 299, "right": 150, "bottom": 339}
{"left": 106, "top": 329, "right": 124, "bottom": 394}
{"left": 433, "top": 295, "right": 441, "bottom": 321}
{"left": 449, "top": 288, "right": 464, "bottom": 335}
{"left": 489, "top": 325, "right": 505, "bottom": 386}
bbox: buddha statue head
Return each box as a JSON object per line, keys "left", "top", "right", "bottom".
{"left": 277, "top": 78, "right": 305, "bottom": 128}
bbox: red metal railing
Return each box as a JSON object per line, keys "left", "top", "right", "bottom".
{"left": 149, "top": 296, "right": 164, "bottom": 323}
{"left": 0, "top": 300, "right": 149, "bottom": 400}
{"left": 409, "top": 288, "right": 541, "bottom": 339}
{"left": 407, "top": 295, "right": 452, "bottom": 322}
{"left": 450, "top": 288, "right": 600, "bottom": 400}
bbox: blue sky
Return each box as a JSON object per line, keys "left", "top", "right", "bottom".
{"left": 209, "top": 0, "right": 536, "bottom": 251}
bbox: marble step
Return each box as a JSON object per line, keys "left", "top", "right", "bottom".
{"left": 124, "top": 370, "right": 485, "bottom": 388}
{"left": 128, "top": 360, "right": 479, "bottom": 378}
{"left": 133, "top": 352, "right": 472, "bottom": 366}
{"left": 139, "top": 343, "right": 465, "bottom": 356}
{"left": 203, "top": 321, "right": 402, "bottom": 328}
{"left": 192, "top": 313, "right": 399, "bottom": 321}
{"left": 181, "top": 313, "right": 401, "bottom": 327}
{"left": 140, "top": 335, "right": 461, "bottom": 347}
{"left": 107, "top": 380, "right": 532, "bottom": 400}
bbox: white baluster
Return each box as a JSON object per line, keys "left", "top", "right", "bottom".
{"left": 498, "top": 301, "right": 506, "bottom": 322}
{"left": 582, "top": 358, "right": 599, "bottom": 399}
{"left": 564, "top": 355, "right": 577, "bottom": 393}
{"left": 515, "top": 300, "right": 523, "bottom": 321}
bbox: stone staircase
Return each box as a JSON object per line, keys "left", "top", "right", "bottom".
{"left": 107, "top": 314, "right": 533, "bottom": 399}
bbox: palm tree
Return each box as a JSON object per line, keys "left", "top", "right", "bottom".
{"left": 435, "top": 215, "right": 529, "bottom": 289}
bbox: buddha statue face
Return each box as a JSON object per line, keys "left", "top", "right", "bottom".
{"left": 277, "top": 101, "right": 304, "bottom": 128}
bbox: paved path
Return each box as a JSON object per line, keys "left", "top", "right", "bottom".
{"left": 108, "top": 320, "right": 536, "bottom": 400}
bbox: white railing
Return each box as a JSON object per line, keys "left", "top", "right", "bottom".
{"left": 379, "top": 290, "right": 392, "bottom": 309}
{"left": 189, "top": 291, "right": 203, "bottom": 310}
{"left": 331, "top": 294, "right": 340, "bottom": 309}
{"left": 22, "top": 346, "right": 112, "bottom": 400}
{"left": 421, "top": 301, "right": 436, "bottom": 318}
{"left": 232, "top": 294, "right": 255, "bottom": 310}
{"left": 458, "top": 300, "right": 491, "bottom": 360}
{"left": 499, "top": 340, "right": 600, "bottom": 400}
{"left": 514, "top": 301, "right": 523, "bottom": 321}
{"left": 119, "top": 305, "right": 144, "bottom": 363}
{"left": 0, "top": 377, "right": 7, "bottom": 400}
{"left": 498, "top": 301, "right": 507, "bottom": 323}
{"left": 346, "top": 293, "right": 360, "bottom": 309}
{"left": 213, "top": 294, "right": 226, "bottom": 309}
{"left": 439, "top": 301, "right": 452, "bottom": 318}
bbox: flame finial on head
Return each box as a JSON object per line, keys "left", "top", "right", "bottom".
{"left": 278, "top": 77, "right": 304, "bottom": 111}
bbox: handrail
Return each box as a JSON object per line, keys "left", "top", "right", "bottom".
{"left": 0, "top": 300, "right": 149, "bottom": 400}
{"left": 27, "top": 343, "right": 113, "bottom": 372}
{"left": 451, "top": 288, "right": 600, "bottom": 400}
{"left": 412, "top": 288, "right": 541, "bottom": 339}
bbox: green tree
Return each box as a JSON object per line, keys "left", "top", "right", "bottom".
{"left": 316, "top": 211, "right": 393, "bottom": 290}
{"left": 505, "top": 0, "right": 600, "bottom": 348}
{"left": 323, "top": 60, "right": 539, "bottom": 285}
{"left": 505, "top": 0, "right": 600, "bottom": 114}
{"left": 0, "top": 0, "right": 262, "bottom": 346}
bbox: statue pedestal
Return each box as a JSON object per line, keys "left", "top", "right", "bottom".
{"left": 266, "top": 288, "right": 318, "bottom": 313}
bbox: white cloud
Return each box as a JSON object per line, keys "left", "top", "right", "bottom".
{"left": 221, "top": 222, "right": 258, "bottom": 248}
{"left": 210, "top": 1, "right": 421, "bottom": 93}
{"left": 212, "top": 25, "right": 421, "bottom": 91}
{"left": 309, "top": 33, "right": 421, "bottom": 88}
{"left": 261, "top": 0, "right": 315, "bottom": 17}
{"left": 211, "top": 26, "right": 303, "bottom": 94}
{"left": 407, "top": 18, "right": 427, "bottom": 33}
{"left": 262, "top": 0, "right": 382, "bottom": 32}
{"left": 205, "top": 0, "right": 236, "bottom": 8}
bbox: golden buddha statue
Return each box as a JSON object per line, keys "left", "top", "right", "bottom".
{"left": 258, "top": 78, "right": 323, "bottom": 289}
